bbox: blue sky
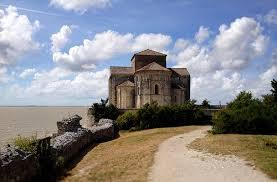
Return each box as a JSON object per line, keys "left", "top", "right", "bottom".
{"left": 0, "top": 0, "right": 276, "bottom": 106}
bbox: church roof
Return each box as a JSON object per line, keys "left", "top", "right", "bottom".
{"left": 117, "top": 80, "right": 135, "bottom": 87}
{"left": 131, "top": 49, "right": 167, "bottom": 60}
{"left": 169, "top": 68, "right": 190, "bottom": 76}
{"left": 110, "top": 66, "right": 133, "bottom": 75}
{"left": 136, "top": 62, "right": 170, "bottom": 72}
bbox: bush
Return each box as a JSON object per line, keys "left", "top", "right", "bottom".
{"left": 212, "top": 91, "right": 277, "bottom": 134}
{"left": 12, "top": 134, "right": 38, "bottom": 154}
{"left": 88, "top": 98, "right": 120, "bottom": 123}
{"left": 116, "top": 111, "right": 138, "bottom": 130}
{"left": 135, "top": 101, "right": 211, "bottom": 130}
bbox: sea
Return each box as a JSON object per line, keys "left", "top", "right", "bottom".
{"left": 0, "top": 106, "right": 90, "bottom": 147}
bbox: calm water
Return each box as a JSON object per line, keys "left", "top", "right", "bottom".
{"left": 0, "top": 107, "right": 90, "bottom": 146}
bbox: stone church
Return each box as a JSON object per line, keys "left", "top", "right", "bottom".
{"left": 109, "top": 49, "right": 190, "bottom": 109}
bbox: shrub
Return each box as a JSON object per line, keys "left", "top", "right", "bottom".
{"left": 116, "top": 111, "right": 138, "bottom": 130}
{"left": 135, "top": 101, "right": 211, "bottom": 130}
{"left": 12, "top": 134, "right": 38, "bottom": 154}
{"left": 212, "top": 91, "right": 277, "bottom": 134}
{"left": 88, "top": 98, "right": 120, "bottom": 123}
{"left": 201, "top": 99, "right": 211, "bottom": 109}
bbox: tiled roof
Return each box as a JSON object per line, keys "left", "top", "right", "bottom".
{"left": 110, "top": 66, "right": 133, "bottom": 75}
{"left": 136, "top": 62, "right": 170, "bottom": 72}
{"left": 169, "top": 68, "right": 190, "bottom": 76}
{"left": 135, "top": 49, "right": 167, "bottom": 56}
{"left": 117, "top": 80, "right": 135, "bottom": 87}
{"left": 131, "top": 49, "right": 167, "bottom": 60}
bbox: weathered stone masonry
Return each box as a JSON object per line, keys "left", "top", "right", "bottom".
{"left": 109, "top": 49, "right": 190, "bottom": 109}
{"left": 0, "top": 115, "right": 118, "bottom": 182}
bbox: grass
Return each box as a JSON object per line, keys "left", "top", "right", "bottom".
{"left": 189, "top": 132, "right": 277, "bottom": 179}
{"left": 60, "top": 126, "right": 202, "bottom": 182}
{"left": 12, "top": 134, "right": 38, "bottom": 154}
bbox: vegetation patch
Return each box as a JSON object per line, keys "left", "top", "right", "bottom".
{"left": 189, "top": 133, "right": 277, "bottom": 179}
{"left": 212, "top": 79, "right": 277, "bottom": 134}
{"left": 12, "top": 134, "right": 38, "bottom": 154}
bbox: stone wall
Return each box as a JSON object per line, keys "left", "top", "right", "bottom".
{"left": 0, "top": 115, "right": 118, "bottom": 182}
{"left": 0, "top": 146, "right": 38, "bottom": 182}
{"left": 52, "top": 117, "right": 116, "bottom": 165}
{"left": 135, "top": 70, "right": 172, "bottom": 108}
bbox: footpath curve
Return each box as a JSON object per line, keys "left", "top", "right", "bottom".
{"left": 148, "top": 126, "right": 275, "bottom": 182}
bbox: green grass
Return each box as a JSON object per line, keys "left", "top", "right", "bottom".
{"left": 12, "top": 134, "right": 38, "bottom": 154}
{"left": 190, "top": 133, "right": 277, "bottom": 179}
{"left": 60, "top": 126, "right": 202, "bottom": 182}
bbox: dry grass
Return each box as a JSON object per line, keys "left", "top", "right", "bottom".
{"left": 60, "top": 126, "right": 202, "bottom": 182}
{"left": 190, "top": 133, "right": 277, "bottom": 179}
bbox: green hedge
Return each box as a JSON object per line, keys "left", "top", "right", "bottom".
{"left": 212, "top": 91, "right": 277, "bottom": 134}
{"left": 116, "top": 111, "right": 138, "bottom": 130}
{"left": 116, "top": 101, "right": 211, "bottom": 131}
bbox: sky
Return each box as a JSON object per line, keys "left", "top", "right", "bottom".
{"left": 0, "top": 0, "right": 276, "bottom": 106}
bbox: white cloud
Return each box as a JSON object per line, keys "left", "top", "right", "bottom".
{"left": 17, "top": 68, "right": 109, "bottom": 103}
{"left": 51, "top": 25, "right": 72, "bottom": 52}
{"left": 132, "top": 33, "right": 172, "bottom": 52}
{"left": 0, "top": 6, "right": 40, "bottom": 67}
{"left": 173, "top": 17, "right": 269, "bottom": 103}
{"left": 259, "top": 49, "right": 277, "bottom": 83}
{"left": 194, "top": 26, "right": 210, "bottom": 43}
{"left": 173, "top": 39, "right": 190, "bottom": 51}
{"left": 19, "top": 68, "right": 36, "bottom": 78}
{"left": 53, "top": 30, "right": 171, "bottom": 71}
{"left": 53, "top": 30, "right": 133, "bottom": 71}
{"left": 260, "top": 65, "right": 277, "bottom": 82}
{"left": 175, "top": 17, "right": 268, "bottom": 75}
{"left": 0, "top": 67, "right": 9, "bottom": 83}
{"left": 191, "top": 70, "right": 246, "bottom": 103}
{"left": 264, "top": 9, "right": 277, "bottom": 25}
{"left": 50, "top": 0, "right": 111, "bottom": 13}
{"left": 212, "top": 17, "right": 268, "bottom": 70}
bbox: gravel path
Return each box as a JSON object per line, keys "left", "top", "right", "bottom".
{"left": 148, "top": 126, "right": 275, "bottom": 182}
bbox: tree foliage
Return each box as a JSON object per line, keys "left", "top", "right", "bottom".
{"left": 201, "top": 99, "right": 211, "bottom": 108}
{"left": 212, "top": 80, "right": 277, "bottom": 134}
{"left": 88, "top": 98, "right": 120, "bottom": 123}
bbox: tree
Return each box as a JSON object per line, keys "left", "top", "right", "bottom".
{"left": 271, "top": 79, "right": 277, "bottom": 102}
{"left": 201, "top": 99, "right": 210, "bottom": 108}
{"left": 87, "top": 98, "right": 119, "bottom": 123}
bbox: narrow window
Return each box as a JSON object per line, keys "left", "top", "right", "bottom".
{"left": 154, "top": 85, "right": 159, "bottom": 95}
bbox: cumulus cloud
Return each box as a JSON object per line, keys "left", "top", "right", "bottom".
{"left": 132, "top": 33, "right": 172, "bottom": 52}
{"left": 173, "top": 17, "right": 269, "bottom": 103}
{"left": 175, "top": 17, "right": 268, "bottom": 75}
{"left": 0, "top": 6, "right": 40, "bottom": 67}
{"left": 18, "top": 68, "right": 109, "bottom": 102}
{"left": 194, "top": 26, "right": 210, "bottom": 44}
{"left": 263, "top": 9, "right": 277, "bottom": 25}
{"left": 19, "top": 68, "right": 36, "bottom": 78}
{"left": 50, "top": 0, "right": 111, "bottom": 13}
{"left": 53, "top": 30, "right": 171, "bottom": 71}
{"left": 259, "top": 49, "right": 277, "bottom": 83}
{"left": 51, "top": 25, "right": 72, "bottom": 52}
{"left": 191, "top": 70, "right": 246, "bottom": 103}
{"left": 0, "top": 67, "right": 9, "bottom": 83}
{"left": 212, "top": 17, "right": 268, "bottom": 70}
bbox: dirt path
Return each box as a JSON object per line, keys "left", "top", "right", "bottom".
{"left": 148, "top": 126, "right": 275, "bottom": 182}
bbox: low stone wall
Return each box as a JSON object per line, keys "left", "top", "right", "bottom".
{"left": 0, "top": 115, "right": 117, "bottom": 182}
{"left": 0, "top": 146, "right": 38, "bottom": 182}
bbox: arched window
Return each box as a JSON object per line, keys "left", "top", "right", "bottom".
{"left": 154, "top": 84, "right": 159, "bottom": 95}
